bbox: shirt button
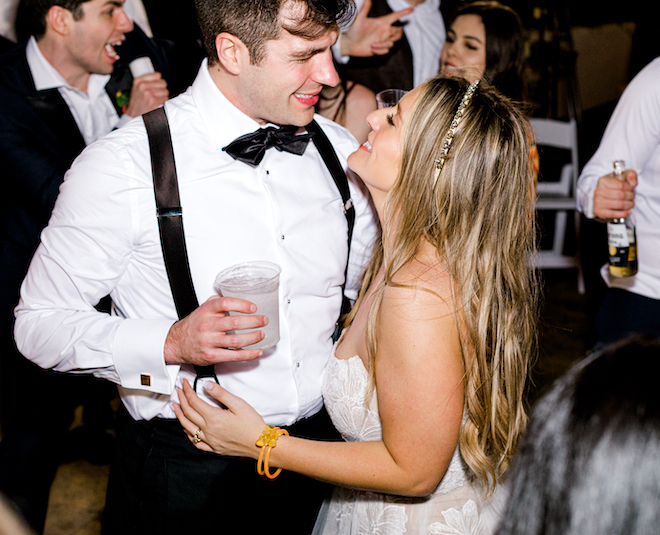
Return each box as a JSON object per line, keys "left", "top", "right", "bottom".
{"left": 296, "top": 362, "right": 300, "bottom": 368}
{"left": 281, "top": 235, "right": 285, "bottom": 240}
{"left": 287, "top": 299, "right": 291, "bottom": 305}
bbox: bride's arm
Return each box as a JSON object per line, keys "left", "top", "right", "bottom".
{"left": 175, "top": 263, "right": 464, "bottom": 497}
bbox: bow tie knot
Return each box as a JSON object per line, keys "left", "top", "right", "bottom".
{"left": 223, "top": 125, "right": 314, "bottom": 166}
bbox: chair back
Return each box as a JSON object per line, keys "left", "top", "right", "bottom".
{"left": 530, "top": 117, "right": 584, "bottom": 293}
{"left": 529, "top": 117, "right": 578, "bottom": 197}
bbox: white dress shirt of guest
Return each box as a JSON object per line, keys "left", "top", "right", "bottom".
{"left": 577, "top": 56, "right": 660, "bottom": 300}
{"left": 15, "top": 54, "right": 377, "bottom": 424}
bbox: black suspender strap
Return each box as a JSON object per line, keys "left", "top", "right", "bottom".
{"left": 143, "top": 107, "right": 218, "bottom": 389}
{"left": 306, "top": 120, "right": 356, "bottom": 342}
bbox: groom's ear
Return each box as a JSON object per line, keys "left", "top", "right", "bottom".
{"left": 215, "top": 33, "right": 250, "bottom": 76}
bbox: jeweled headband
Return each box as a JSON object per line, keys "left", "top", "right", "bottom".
{"left": 433, "top": 79, "right": 480, "bottom": 185}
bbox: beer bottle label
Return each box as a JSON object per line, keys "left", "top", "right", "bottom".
{"left": 607, "top": 222, "right": 629, "bottom": 247}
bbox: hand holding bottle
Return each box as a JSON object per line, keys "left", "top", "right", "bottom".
{"left": 593, "top": 166, "right": 637, "bottom": 220}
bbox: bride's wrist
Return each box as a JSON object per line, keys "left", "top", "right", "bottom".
{"left": 255, "top": 425, "right": 289, "bottom": 479}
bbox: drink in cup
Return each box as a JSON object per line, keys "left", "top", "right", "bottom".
{"left": 376, "top": 89, "right": 408, "bottom": 109}
{"left": 214, "top": 261, "right": 281, "bottom": 350}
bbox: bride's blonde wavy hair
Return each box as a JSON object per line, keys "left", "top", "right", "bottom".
{"left": 345, "top": 76, "right": 539, "bottom": 493}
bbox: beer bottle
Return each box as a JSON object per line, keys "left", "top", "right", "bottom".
{"left": 607, "top": 160, "right": 638, "bottom": 277}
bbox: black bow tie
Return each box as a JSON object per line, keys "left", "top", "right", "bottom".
{"left": 222, "top": 125, "right": 315, "bottom": 166}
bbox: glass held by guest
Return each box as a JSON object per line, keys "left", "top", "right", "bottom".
{"left": 175, "top": 75, "right": 539, "bottom": 535}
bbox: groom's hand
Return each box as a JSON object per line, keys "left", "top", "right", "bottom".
{"left": 164, "top": 295, "right": 267, "bottom": 365}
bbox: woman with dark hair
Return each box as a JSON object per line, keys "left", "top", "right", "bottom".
{"left": 495, "top": 334, "right": 660, "bottom": 535}
{"left": 175, "top": 75, "right": 539, "bottom": 535}
{"left": 440, "top": 0, "right": 524, "bottom": 100}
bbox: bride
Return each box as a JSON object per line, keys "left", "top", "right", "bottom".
{"left": 174, "top": 75, "right": 538, "bottom": 535}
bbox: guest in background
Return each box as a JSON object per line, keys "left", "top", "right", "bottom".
{"left": 0, "top": 0, "right": 169, "bottom": 531}
{"left": 577, "top": 56, "right": 660, "bottom": 346}
{"left": 337, "top": 0, "right": 446, "bottom": 94}
{"left": 495, "top": 334, "right": 660, "bottom": 535}
{"left": 440, "top": 0, "right": 524, "bottom": 101}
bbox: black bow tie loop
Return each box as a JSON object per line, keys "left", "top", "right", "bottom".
{"left": 222, "top": 125, "right": 315, "bottom": 166}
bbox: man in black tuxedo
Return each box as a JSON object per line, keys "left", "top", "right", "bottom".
{"left": 0, "top": 0, "right": 171, "bottom": 531}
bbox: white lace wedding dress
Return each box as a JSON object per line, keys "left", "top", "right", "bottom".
{"left": 312, "top": 354, "right": 506, "bottom": 535}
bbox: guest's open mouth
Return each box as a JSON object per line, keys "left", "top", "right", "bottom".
{"left": 105, "top": 41, "right": 123, "bottom": 61}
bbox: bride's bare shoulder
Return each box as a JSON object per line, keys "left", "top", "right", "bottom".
{"left": 384, "top": 245, "right": 454, "bottom": 317}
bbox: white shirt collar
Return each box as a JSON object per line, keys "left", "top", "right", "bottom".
{"left": 26, "top": 35, "right": 111, "bottom": 98}
{"left": 190, "top": 58, "right": 287, "bottom": 152}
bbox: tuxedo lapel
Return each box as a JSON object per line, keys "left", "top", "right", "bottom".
{"left": 25, "top": 89, "right": 86, "bottom": 160}
{"left": 105, "top": 64, "right": 132, "bottom": 116}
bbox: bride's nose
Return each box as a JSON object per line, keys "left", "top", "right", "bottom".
{"left": 366, "top": 109, "right": 386, "bottom": 132}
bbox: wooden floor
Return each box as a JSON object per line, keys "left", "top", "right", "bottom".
{"left": 44, "top": 462, "right": 109, "bottom": 535}
{"left": 42, "top": 268, "right": 593, "bottom": 535}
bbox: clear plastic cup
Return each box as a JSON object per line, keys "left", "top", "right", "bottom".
{"left": 214, "top": 261, "right": 281, "bottom": 349}
{"left": 376, "top": 89, "right": 408, "bottom": 109}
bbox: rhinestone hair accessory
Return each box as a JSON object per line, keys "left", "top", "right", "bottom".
{"left": 433, "top": 79, "right": 480, "bottom": 185}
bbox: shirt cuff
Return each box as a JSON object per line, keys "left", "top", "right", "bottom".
{"left": 114, "top": 318, "right": 179, "bottom": 395}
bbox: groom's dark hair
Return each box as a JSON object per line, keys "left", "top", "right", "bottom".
{"left": 194, "top": 0, "right": 355, "bottom": 66}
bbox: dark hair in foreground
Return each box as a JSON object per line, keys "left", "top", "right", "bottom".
{"left": 495, "top": 334, "right": 660, "bottom": 535}
{"left": 448, "top": 0, "right": 525, "bottom": 100}
{"left": 17, "top": 0, "right": 91, "bottom": 39}
{"left": 194, "top": 0, "right": 354, "bottom": 65}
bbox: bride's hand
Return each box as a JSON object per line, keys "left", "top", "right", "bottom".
{"left": 173, "top": 379, "right": 266, "bottom": 458}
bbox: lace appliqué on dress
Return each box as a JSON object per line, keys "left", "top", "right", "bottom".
{"left": 325, "top": 487, "right": 409, "bottom": 535}
{"left": 429, "top": 500, "right": 485, "bottom": 535}
{"left": 322, "top": 355, "right": 382, "bottom": 442}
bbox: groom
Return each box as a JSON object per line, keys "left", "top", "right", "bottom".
{"left": 15, "top": 0, "right": 376, "bottom": 533}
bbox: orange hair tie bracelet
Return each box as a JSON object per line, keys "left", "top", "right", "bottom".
{"left": 256, "top": 425, "right": 289, "bottom": 479}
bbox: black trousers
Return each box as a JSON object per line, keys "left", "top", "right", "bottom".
{"left": 102, "top": 405, "right": 340, "bottom": 535}
{"left": 594, "top": 288, "right": 660, "bottom": 347}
